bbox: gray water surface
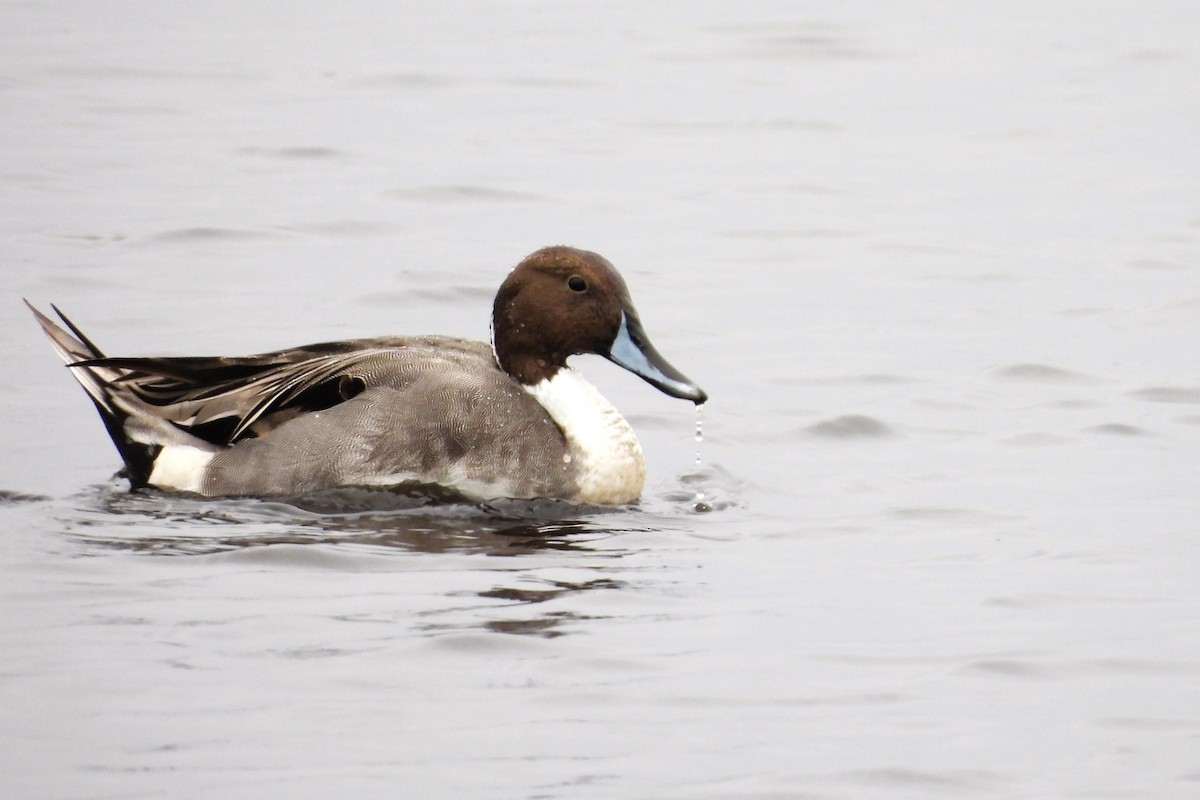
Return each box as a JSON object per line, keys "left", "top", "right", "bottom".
{"left": 3, "top": 3, "right": 1199, "bottom": 798}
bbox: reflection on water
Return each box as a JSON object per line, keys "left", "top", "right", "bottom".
{"left": 0, "top": 490, "right": 51, "bottom": 505}
{"left": 64, "top": 483, "right": 643, "bottom": 558}
{"left": 54, "top": 459, "right": 741, "bottom": 558}
{"left": 48, "top": 483, "right": 664, "bottom": 641}
{"left": 468, "top": 578, "right": 623, "bottom": 638}
{"left": 27, "top": 464, "right": 740, "bottom": 644}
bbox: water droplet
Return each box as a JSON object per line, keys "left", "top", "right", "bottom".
{"left": 691, "top": 403, "right": 708, "bottom": 510}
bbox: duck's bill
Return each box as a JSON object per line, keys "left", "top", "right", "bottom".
{"left": 606, "top": 311, "right": 708, "bottom": 404}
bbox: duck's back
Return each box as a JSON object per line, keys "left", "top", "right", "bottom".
{"left": 184, "top": 336, "right": 579, "bottom": 499}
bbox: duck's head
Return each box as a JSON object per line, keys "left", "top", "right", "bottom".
{"left": 492, "top": 246, "right": 707, "bottom": 404}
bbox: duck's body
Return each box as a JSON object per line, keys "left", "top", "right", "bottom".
{"left": 28, "top": 246, "right": 706, "bottom": 504}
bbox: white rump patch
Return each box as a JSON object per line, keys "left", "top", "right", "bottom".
{"left": 148, "top": 445, "right": 215, "bottom": 494}
{"left": 525, "top": 368, "right": 645, "bottom": 504}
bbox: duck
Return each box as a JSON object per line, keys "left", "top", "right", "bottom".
{"left": 27, "top": 246, "right": 707, "bottom": 504}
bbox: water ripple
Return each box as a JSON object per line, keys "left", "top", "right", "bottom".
{"left": 805, "top": 414, "right": 895, "bottom": 439}
{"left": 843, "top": 767, "right": 1007, "bottom": 791}
{"left": 142, "top": 226, "right": 283, "bottom": 244}
{"left": 1085, "top": 423, "right": 1149, "bottom": 436}
{"left": 959, "top": 656, "right": 1200, "bottom": 680}
{"left": 989, "top": 363, "right": 1101, "bottom": 384}
{"left": 387, "top": 185, "right": 546, "bottom": 203}
{"left": 1130, "top": 385, "right": 1200, "bottom": 404}
{"left": 238, "top": 145, "right": 347, "bottom": 160}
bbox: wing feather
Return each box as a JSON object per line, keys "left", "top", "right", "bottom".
{"left": 76, "top": 339, "right": 492, "bottom": 446}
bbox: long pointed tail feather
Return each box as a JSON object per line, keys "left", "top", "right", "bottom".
{"left": 26, "top": 301, "right": 180, "bottom": 487}
{"left": 25, "top": 301, "right": 120, "bottom": 413}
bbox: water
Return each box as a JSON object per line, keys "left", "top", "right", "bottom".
{"left": 3, "top": 2, "right": 1199, "bottom": 798}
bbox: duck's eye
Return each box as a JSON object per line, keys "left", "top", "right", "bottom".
{"left": 568, "top": 275, "right": 587, "bottom": 293}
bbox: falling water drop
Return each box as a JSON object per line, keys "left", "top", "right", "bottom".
{"left": 692, "top": 403, "right": 712, "bottom": 512}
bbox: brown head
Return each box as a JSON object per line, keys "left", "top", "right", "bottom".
{"left": 492, "top": 246, "right": 707, "bottom": 403}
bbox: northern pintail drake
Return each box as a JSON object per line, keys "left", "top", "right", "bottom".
{"left": 28, "top": 246, "right": 707, "bottom": 504}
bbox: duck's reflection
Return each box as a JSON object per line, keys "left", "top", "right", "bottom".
{"left": 68, "top": 483, "right": 629, "bottom": 556}
{"left": 476, "top": 577, "right": 622, "bottom": 638}
{"left": 65, "top": 484, "right": 641, "bottom": 638}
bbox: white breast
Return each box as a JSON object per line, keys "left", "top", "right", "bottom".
{"left": 524, "top": 368, "right": 646, "bottom": 504}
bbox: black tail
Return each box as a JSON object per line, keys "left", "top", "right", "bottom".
{"left": 26, "top": 301, "right": 161, "bottom": 486}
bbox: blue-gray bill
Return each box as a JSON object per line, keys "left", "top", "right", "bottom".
{"left": 606, "top": 311, "right": 707, "bottom": 404}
